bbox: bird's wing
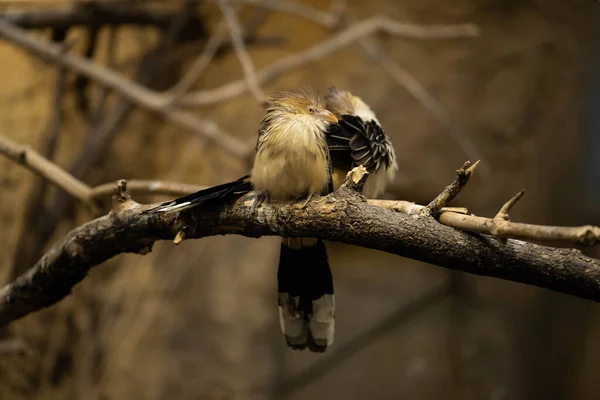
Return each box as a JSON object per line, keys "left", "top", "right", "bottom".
{"left": 326, "top": 114, "right": 394, "bottom": 173}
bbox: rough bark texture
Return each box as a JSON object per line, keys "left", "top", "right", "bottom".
{"left": 2, "top": 178, "right": 599, "bottom": 327}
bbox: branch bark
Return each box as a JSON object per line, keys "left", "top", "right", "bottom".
{"left": 1, "top": 168, "right": 600, "bottom": 327}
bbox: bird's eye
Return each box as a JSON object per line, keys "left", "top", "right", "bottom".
{"left": 307, "top": 107, "right": 315, "bottom": 113}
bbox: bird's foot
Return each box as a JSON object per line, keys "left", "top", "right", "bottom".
{"left": 251, "top": 191, "right": 269, "bottom": 214}
{"left": 300, "top": 192, "right": 316, "bottom": 209}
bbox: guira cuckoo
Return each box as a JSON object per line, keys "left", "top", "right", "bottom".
{"left": 145, "top": 87, "right": 397, "bottom": 353}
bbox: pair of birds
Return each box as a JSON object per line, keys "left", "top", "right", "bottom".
{"left": 147, "top": 87, "right": 397, "bottom": 353}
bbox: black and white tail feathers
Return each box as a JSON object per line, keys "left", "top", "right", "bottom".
{"left": 143, "top": 174, "right": 252, "bottom": 214}
{"left": 278, "top": 237, "right": 334, "bottom": 353}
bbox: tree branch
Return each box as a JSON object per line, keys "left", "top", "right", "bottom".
{"left": 3, "top": 3, "right": 205, "bottom": 31}
{"left": 178, "top": 15, "right": 478, "bottom": 106}
{"left": 217, "top": 0, "right": 266, "bottom": 105}
{"left": 1, "top": 168, "right": 600, "bottom": 327}
{"left": 0, "top": 18, "right": 251, "bottom": 159}
{"left": 423, "top": 160, "right": 479, "bottom": 216}
{"left": 3, "top": 135, "right": 598, "bottom": 247}
{"left": 0, "top": 135, "right": 92, "bottom": 206}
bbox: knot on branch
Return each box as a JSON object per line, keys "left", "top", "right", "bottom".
{"left": 494, "top": 190, "right": 525, "bottom": 222}
{"left": 489, "top": 190, "right": 526, "bottom": 244}
{"left": 340, "top": 165, "right": 369, "bottom": 194}
{"left": 578, "top": 227, "right": 600, "bottom": 247}
{"left": 111, "top": 179, "right": 135, "bottom": 211}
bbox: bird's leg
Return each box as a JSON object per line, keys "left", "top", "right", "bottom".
{"left": 300, "top": 192, "right": 316, "bottom": 209}
{"left": 251, "top": 191, "right": 269, "bottom": 214}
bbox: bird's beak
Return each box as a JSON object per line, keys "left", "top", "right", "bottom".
{"left": 320, "top": 110, "right": 338, "bottom": 124}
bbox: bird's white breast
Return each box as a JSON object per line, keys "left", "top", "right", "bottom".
{"left": 252, "top": 117, "right": 330, "bottom": 200}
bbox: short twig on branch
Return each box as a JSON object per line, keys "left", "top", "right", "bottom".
{"left": 1, "top": 167, "right": 600, "bottom": 327}
{"left": 422, "top": 160, "right": 479, "bottom": 216}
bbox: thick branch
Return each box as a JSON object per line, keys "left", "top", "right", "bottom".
{"left": 1, "top": 173, "right": 600, "bottom": 326}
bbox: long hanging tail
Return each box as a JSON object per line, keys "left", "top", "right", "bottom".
{"left": 277, "top": 237, "right": 334, "bottom": 353}
{"left": 143, "top": 174, "right": 252, "bottom": 214}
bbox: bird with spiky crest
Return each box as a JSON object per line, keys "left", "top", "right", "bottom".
{"left": 144, "top": 87, "right": 398, "bottom": 353}
{"left": 146, "top": 88, "right": 339, "bottom": 352}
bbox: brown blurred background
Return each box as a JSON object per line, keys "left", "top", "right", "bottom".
{"left": 1, "top": 0, "right": 599, "bottom": 399}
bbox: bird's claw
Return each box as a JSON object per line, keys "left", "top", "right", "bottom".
{"left": 251, "top": 191, "right": 269, "bottom": 214}
{"left": 300, "top": 193, "right": 316, "bottom": 209}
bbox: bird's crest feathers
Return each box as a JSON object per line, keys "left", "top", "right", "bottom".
{"left": 325, "top": 86, "right": 379, "bottom": 124}
{"left": 265, "top": 88, "right": 326, "bottom": 113}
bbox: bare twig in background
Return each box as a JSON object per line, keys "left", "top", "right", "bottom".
{"left": 356, "top": 34, "right": 488, "bottom": 175}
{"left": 243, "top": 0, "right": 487, "bottom": 174}
{"left": 0, "top": 19, "right": 164, "bottom": 107}
{"left": 91, "top": 180, "right": 206, "bottom": 199}
{"left": 0, "top": 338, "right": 30, "bottom": 356}
{"left": 238, "top": 0, "right": 340, "bottom": 28}
{"left": 0, "top": 135, "right": 93, "bottom": 206}
{"left": 218, "top": 0, "right": 266, "bottom": 104}
{"left": 163, "top": 20, "right": 230, "bottom": 104}
{"left": 162, "top": 0, "right": 276, "bottom": 106}
{"left": 179, "top": 15, "right": 479, "bottom": 106}
{"left": 44, "top": 27, "right": 69, "bottom": 160}
{"left": 2, "top": 2, "right": 205, "bottom": 31}
{"left": 91, "top": 26, "right": 117, "bottom": 121}
{"left": 1, "top": 167, "right": 600, "bottom": 327}
{"left": 0, "top": 8, "right": 479, "bottom": 161}
{"left": 0, "top": 18, "right": 251, "bottom": 158}
{"left": 7, "top": 4, "right": 210, "bottom": 279}
{"left": 74, "top": 24, "right": 100, "bottom": 118}
{"left": 7, "top": 29, "right": 71, "bottom": 288}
